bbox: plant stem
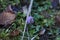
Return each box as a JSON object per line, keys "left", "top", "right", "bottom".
{"left": 21, "top": 0, "right": 34, "bottom": 40}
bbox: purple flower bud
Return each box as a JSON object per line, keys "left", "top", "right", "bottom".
{"left": 27, "top": 16, "right": 34, "bottom": 24}
{"left": 51, "top": 0, "right": 59, "bottom": 8}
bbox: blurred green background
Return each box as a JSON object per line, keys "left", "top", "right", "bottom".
{"left": 0, "top": 0, "right": 60, "bottom": 40}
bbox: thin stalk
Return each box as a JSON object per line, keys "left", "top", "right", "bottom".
{"left": 21, "top": 0, "right": 34, "bottom": 40}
